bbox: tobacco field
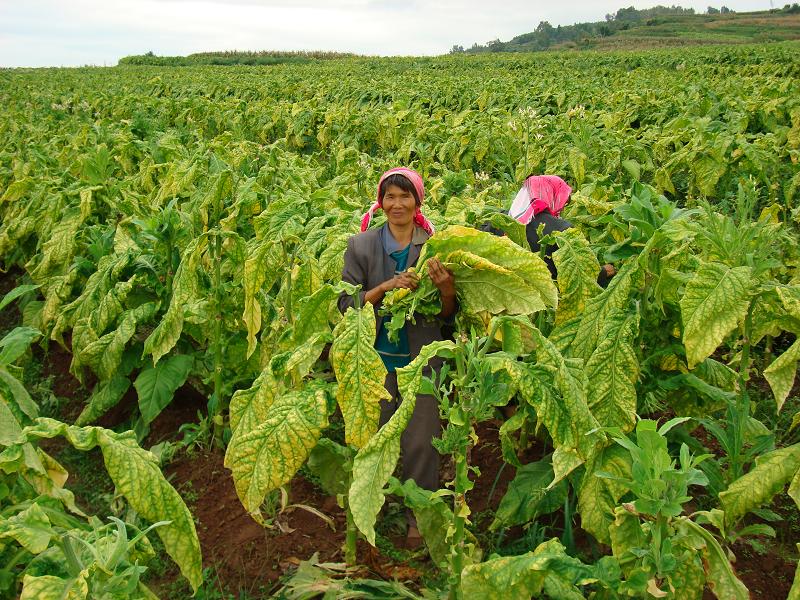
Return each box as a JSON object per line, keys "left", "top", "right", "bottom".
{"left": 1, "top": 42, "right": 800, "bottom": 599}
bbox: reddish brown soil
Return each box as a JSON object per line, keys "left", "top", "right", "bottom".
{"left": 161, "top": 448, "right": 346, "bottom": 596}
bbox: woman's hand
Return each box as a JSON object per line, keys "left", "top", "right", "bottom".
{"left": 428, "top": 257, "right": 457, "bottom": 319}
{"left": 382, "top": 271, "right": 419, "bottom": 293}
{"left": 428, "top": 258, "right": 455, "bottom": 298}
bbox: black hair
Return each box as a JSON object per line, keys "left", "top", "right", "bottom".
{"left": 379, "top": 174, "right": 420, "bottom": 205}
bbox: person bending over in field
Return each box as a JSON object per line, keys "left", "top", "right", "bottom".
{"left": 338, "top": 167, "right": 456, "bottom": 547}
{"left": 486, "top": 174, "right": 615, "bottom": 287}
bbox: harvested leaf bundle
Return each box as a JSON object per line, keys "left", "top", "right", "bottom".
{"left": 382, "top": 226, "right": 557, "bottom": 339}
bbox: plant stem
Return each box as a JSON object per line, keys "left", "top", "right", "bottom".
{"left": 211, "top": 187, "right": 225, "bottom": 446}
{"left": 449, "top": 448, "right": 468, "bottom": 600}
{"left": 344, "top": 500, "right": 358, "bottom": 566}
{"left": 343, "top": 466, "right": 358, "bottom": 566}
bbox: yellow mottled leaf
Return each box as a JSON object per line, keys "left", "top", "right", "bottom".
{"left": 330, "top": 306, "right": 390, "bottom": 449}
{"left": 680, "top": 262, "right": 753, "bottom": 368}
{"left": 225, "top": 387, "right": 328, "bottom": 523}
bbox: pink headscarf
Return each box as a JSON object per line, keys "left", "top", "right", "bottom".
{"left": 359, "top": 167, "right": 435, "bottom": 234}
{"left": 509, "top": 175, "right": 572, "bottom": 225}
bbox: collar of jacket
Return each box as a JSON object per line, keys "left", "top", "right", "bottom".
{"left": 381, "top": 225, "right": 430, "bottom": 281}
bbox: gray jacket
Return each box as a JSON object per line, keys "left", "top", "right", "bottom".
{"left": 338, "top": 225, "right": 445, "bottom": 364}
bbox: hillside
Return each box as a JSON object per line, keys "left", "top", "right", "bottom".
{"left": 458, "top": 5, "right": 800, "bottom": 53}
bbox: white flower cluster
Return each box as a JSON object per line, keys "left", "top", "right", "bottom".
{"left": 475, "top": 171, "right": 490, "bottom": 183}
{"left": 508, "top": 106, "right": 542, "bottom": 134}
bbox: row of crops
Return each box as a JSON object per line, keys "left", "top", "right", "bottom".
{"left": 1, "top": 42, "right": 799, "bottom": 598}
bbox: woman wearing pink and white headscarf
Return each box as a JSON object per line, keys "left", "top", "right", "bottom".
{"left": 339, "top": 167, "right": 455, "bottom": 547}
{"left": 506, "top": 174, "right": 615, "bottom": 284}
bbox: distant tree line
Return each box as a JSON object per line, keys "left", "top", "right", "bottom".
{"left": 453, "top": 4, "right": 743, "bottom": 54}
{"left": 119, "top": 50, "right": 360, "bottom": 67}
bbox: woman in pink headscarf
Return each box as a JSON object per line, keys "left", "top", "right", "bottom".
{"left": 505, "top": 174, "right": 615, "bottom": 285}
{"left": 338, "top": 167, "right": 455, "bottom": 546}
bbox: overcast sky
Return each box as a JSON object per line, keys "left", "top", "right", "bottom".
{"left": 1, "top": 0, "right": 776, "bottom": 67}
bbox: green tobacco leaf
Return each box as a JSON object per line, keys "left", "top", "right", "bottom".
{"left": 485, "top": 212, "right": 529, "bottom": 250}
{"left": 681, "top": 519, "right": 748, "bottom": 600}
{"left": 75, "top": 375, "right": 131, "bottom": 426}
{"left": 578, "top": 444, "right": 632, "bottom": 545}
{"left": 789, "top": 544, "right": 800, "bottom": 600}
{"left": 22, "top": 419, "right": 202, "bottom": 591}
{"left": 608, "top": 506, "right": 646, "bottom": 570}
{"left": 693, "top": 153, "right": 726, "bottom": 197}
{"left": 0, "top": 327, "right": 41, "bottom": 366}
{"left": 330, "top": 306, "right": 390, "bottom": 449}
{"left": 224, "top": 387, "right": 328, "bottom": 523}
{"left": 78, "top": 302, "right": 157, "bottom": 381}
{"left": 530, "top": 328, "right": 602, "bottom": 461}
{"left": 389, "top": 477, "right": 481, "bottom": 570}
{"left": 0, "top": 396, "right": 23, "bottom": 444}
{"left": 764, "top": 339, "right": 800, "bottom": 413}
{"left": 0, "top": 284, "right": 41, "bottom": 313}
{"left": 461, "top": 538, "right": 592, "bottom": 600}
{"left": 491, "top": 457, "right": 567, "bottom": 531}
{"left": 243, "top": 239, "right": 282, "bottom": 359}
{"left": 558, "top": 258, "right": 639, "bottom": 362}
{"left": 426, "top": 226, "right": 557, "bottom": 312}
{"left": 585, "top": 310, "right": 640, "bottom": 432}
{"left": 29, "top": 209, "right": 85, "bottom": 282}
{"left": 229, "top": 367, "right": 279, "bottom": 435}
{"left": 719, "top": 442, "right": 800, "bottom": 523}
{"left": 0, "top": 502, "right": 53, "bottom": 553}
{"left": 680, "top": 262, "right": 753, "bottom": 368}
{"left": 553, "top": 229, "right": 602, "bottom": 325}
{"left": 307, "top": 438, "right": 351, "bottom": 497}
{"left": 445, "top": 250, "right": 546, "bottom": 315}
{"left": 349, "top": 340, "right": 455, "bottom": 545}
{"left": 143, "top": 239, "right": 205, "bottom": 365}
{"left": 135, "top": 354, "right": 193, "bottom": 425}
{"left": 0, "top": 367, "right": 39, "bottom": 421}
{"left": 20, "top": 572, "right": 89, "bottom": 600}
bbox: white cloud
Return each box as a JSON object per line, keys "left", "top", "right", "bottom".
{"left": 0, "top": 0, "right": 775, "bottom": 67}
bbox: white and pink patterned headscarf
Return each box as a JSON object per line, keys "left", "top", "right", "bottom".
{"left": 508, "top": 175, "right": 572, "bottom": 224}
{"left": 360, "top": 167, "right": 435, "bottom": 234}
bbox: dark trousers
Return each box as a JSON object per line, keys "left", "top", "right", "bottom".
{"left": 381, "top": 371, "right": 441, "bottom": 493}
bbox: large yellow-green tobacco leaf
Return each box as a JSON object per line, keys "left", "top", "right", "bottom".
{"left": 383, "top": 226, "right": 557, "bottom": 338}
{"left": 388, "top": 477, "right": 482, "bottom": 571}
{"left": 330, "top": 306, "right": 390, "bottom": 449}
{"left": 584, "top": 310, "right": 640, "bottom": 432}
{"left": 17, "top": 419, "right": 202, "bottom": 592}
{"left": 679, "top": 519, "right": 749, "bottom": 600}
{"left": 242, "top": 238, "right": 283, "bottom": 358}
{"left": 349, "top": 340, "right": 455, "bottom": 545}
{"left": 51, "top": 252, "right": 132, "bottom": 346}
{"left": 228, "top": 366, "right": 278, "bottom": 436}
{"left": 577, "top": 444, "right": 632, "bottom": 545}
{"left": 27, "top": 208, "right": 86, "bottom": 284}
{"left": 680, "top": 262, "right": 754, "bottom": 369}
{"left": 550, "top": 258, "right": 640, "bottom": 362}
{"left": 20, "top": 572, "right": 89, "bottom": 600}
{"left": 719, "top": 442, "right": 800, "bottom": 524}
{"left": 552, "top": 228, "right": 602, "bottom": 325}
{"left": 790, "top": 543, "right": 800, "bottom": 600}
{"left": 764, "top": 286, "right": 800, "bottom": 411}
{"left": 461, "top": 538, "right": 594, "bottom": 600}
{"left": 224, "top": 385, "right": 329, "bottom": 524}
{"left": 0, "top": 503, "right": 53, "bottom": 554}
{"left": 143, "top": 238, "right": 206, "bottom": 365}
{"left": 528, "top": 325, "right": 604, "bottom": 473}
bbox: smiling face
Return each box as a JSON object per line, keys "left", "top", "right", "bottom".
{"left": 381, "top": 183, "right": 418, "bottom": 227}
